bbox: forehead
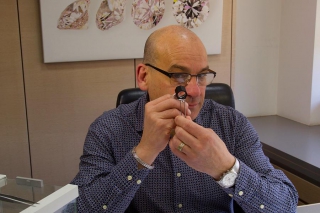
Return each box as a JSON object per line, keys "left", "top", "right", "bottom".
{"left": 158, "top": 42, "right": 207, "bottom": 72}
{"left": 168, "top": 64, "right": 210, "bottom": 74}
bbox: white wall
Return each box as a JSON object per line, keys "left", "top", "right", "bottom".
{"left": 311, "top": 0, "right": 320, "bottom": 125}
{"left": 233, "top": 0, "right": 281, "bottom": 117}
{"left": 234, "top": 0, "right": 320, "bottom": 125}
{"left": 277, "top": 0, "right": 317, "bottom": 125}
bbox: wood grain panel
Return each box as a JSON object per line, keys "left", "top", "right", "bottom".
{"left": 208, "top": 0, "right": 232, "bottom": 85}
{"left": 231, "top": 0, "right": 236, "bottom": 89}
{"left": 273, "top": 164, "right": 320, "bottom": 204}
{"left": 18, "top": 0, "right": 135, "bottom": 185}
{"left": 0, "top": 0, "right": 30, "bottom": 178}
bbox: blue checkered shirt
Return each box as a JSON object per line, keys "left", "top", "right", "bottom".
{"left": 71, "top": 93, "right": 298, "bottom": 212}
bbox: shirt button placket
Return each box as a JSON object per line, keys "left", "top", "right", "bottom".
{"left": 176, "top": 172, "right": 182, "bottom": 210}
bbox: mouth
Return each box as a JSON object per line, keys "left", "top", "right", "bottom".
{"left": 187, "top": 102, "right": 199, "bottom": 109}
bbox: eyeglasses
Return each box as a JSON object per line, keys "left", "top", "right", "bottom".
{"left": 145, "top": 63, "right": 216, "bottom": 86}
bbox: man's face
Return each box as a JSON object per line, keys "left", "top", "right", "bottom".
{"left": 146, "top": 39, "right": 208, "bottom": 120}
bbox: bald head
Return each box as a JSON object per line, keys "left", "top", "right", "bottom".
{"left": 137, "top": 25, "right": 209, "bottom": 119}
{"left": 142, "top": 25, "right": 206, "bottom": 65}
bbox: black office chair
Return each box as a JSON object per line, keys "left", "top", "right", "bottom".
{"left": 116, "top": 83, "right": 235, "bottom": 109}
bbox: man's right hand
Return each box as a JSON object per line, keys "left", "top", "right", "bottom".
{"left": 134, "top": 94, "right": 190, "bottom": 166}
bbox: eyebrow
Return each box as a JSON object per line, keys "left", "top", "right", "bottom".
{"left": 168, "top": 64, "right": 210, "bottom": 73}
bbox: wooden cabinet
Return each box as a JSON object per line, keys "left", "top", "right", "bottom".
{"left": 273, "top": 164, "right": 320, "bottom": 205}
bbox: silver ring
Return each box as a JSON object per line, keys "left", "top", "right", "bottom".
{"left": 177, "top": 142, "right": 185, "bottom": 152}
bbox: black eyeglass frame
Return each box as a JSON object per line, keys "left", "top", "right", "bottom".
{"left": 145, "top": 63, "right": 216, "bottom": 86}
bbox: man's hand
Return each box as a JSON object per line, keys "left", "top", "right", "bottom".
{"left": 169, "top": 115, "right": 235, "bottom": 179}
{"left": 135, "top": 95, "right": 191, "bottom": 166}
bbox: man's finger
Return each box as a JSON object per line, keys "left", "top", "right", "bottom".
{"left": 175, "top": 115, "right": 205, "bottom": 138}
{"left": 147, "top": 94, "right": 172, "bottom": 106}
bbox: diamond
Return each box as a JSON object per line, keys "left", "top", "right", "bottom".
{"left": 57, "top": 0, "right": 90, "bottom": 30}
{"left": 131, "top": 0, "right": 165, "bottom": 30}
{"left": 96, "top": 0, "right": 127, "bottom": 31}
{"left": 173, "top": 0, "right": 210, "bottom": 29}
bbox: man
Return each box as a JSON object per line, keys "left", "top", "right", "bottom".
{"left": 71, "top": 25, "right": 298, "bottom": 212}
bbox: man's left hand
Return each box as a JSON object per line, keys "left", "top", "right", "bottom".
{"left": 169, "top": 115, "right": 235, "bottom": 180}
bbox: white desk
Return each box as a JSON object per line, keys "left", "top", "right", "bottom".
{"left": 0, "top": 178, "right": 78, "bottom": 213}
{"left": 297, "top": 203, "right": 320, "bottom": 213}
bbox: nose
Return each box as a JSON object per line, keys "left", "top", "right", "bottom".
{"left": 185, "top": 76, "right": 201, "bottom": 97}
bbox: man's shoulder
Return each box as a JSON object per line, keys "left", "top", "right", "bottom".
{"left": 200, "top": 100, "right": 252, "bottom": 136}
{"left": 201, "top": 99, "right": 246, "bottom": 122}
{"left": 202, "top": 99, "right": 237, "bottom": 114}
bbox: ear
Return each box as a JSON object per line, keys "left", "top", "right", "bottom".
{"left": 136, "top": 64, "right": 149, "bottom": 91}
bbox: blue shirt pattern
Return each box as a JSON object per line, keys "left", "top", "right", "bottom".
{"left": 71, "top": 93, "right": 298, "bottom": 212}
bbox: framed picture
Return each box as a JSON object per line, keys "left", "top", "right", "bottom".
{"left": 40, "top": 0, "right": 223, "bottom": 63}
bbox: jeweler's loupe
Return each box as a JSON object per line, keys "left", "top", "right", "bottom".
{"left": 174, "top": 86, "right": 187, "bottom": 117}
{"left": 175, "top": 86, "right": 187, "bottom": 100}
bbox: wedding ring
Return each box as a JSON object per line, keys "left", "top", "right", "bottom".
{"left": 177, "top": 142, "right": 185, "bottom": 152}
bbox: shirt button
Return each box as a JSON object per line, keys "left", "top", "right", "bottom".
{"left": 238, "top": 191, "right": 244, "bottom": 196}
{"left": 102, "top": 205, "right": 107, "bottom": 210}
{"left": 177, "top": 173, "right": 181, "bottom": 177}
{"left": 178, "top": 203, "right": 182, "bottom": 208}
{"left": 260, "top": 204, "right": 265, "bottom": 209}
{"left": 228, "top": 194, "right": 233, "bottom": 197}
{"left": 127, "top": 175, "right": 133, "bottom": 181}
{"left": 137, "top": 180, "right": 142, "bottom": 184}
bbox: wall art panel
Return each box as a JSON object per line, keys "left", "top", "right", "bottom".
{"left": 40, "top": 0, "right": 223, "bottom": 63}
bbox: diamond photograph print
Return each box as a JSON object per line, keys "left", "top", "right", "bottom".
{"left": 40, "top": 0, "right": 223, "bottom": 63}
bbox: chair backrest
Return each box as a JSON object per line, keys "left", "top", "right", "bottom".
{"left": 116, "top": 83, "right": 235, "bottom": 109}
